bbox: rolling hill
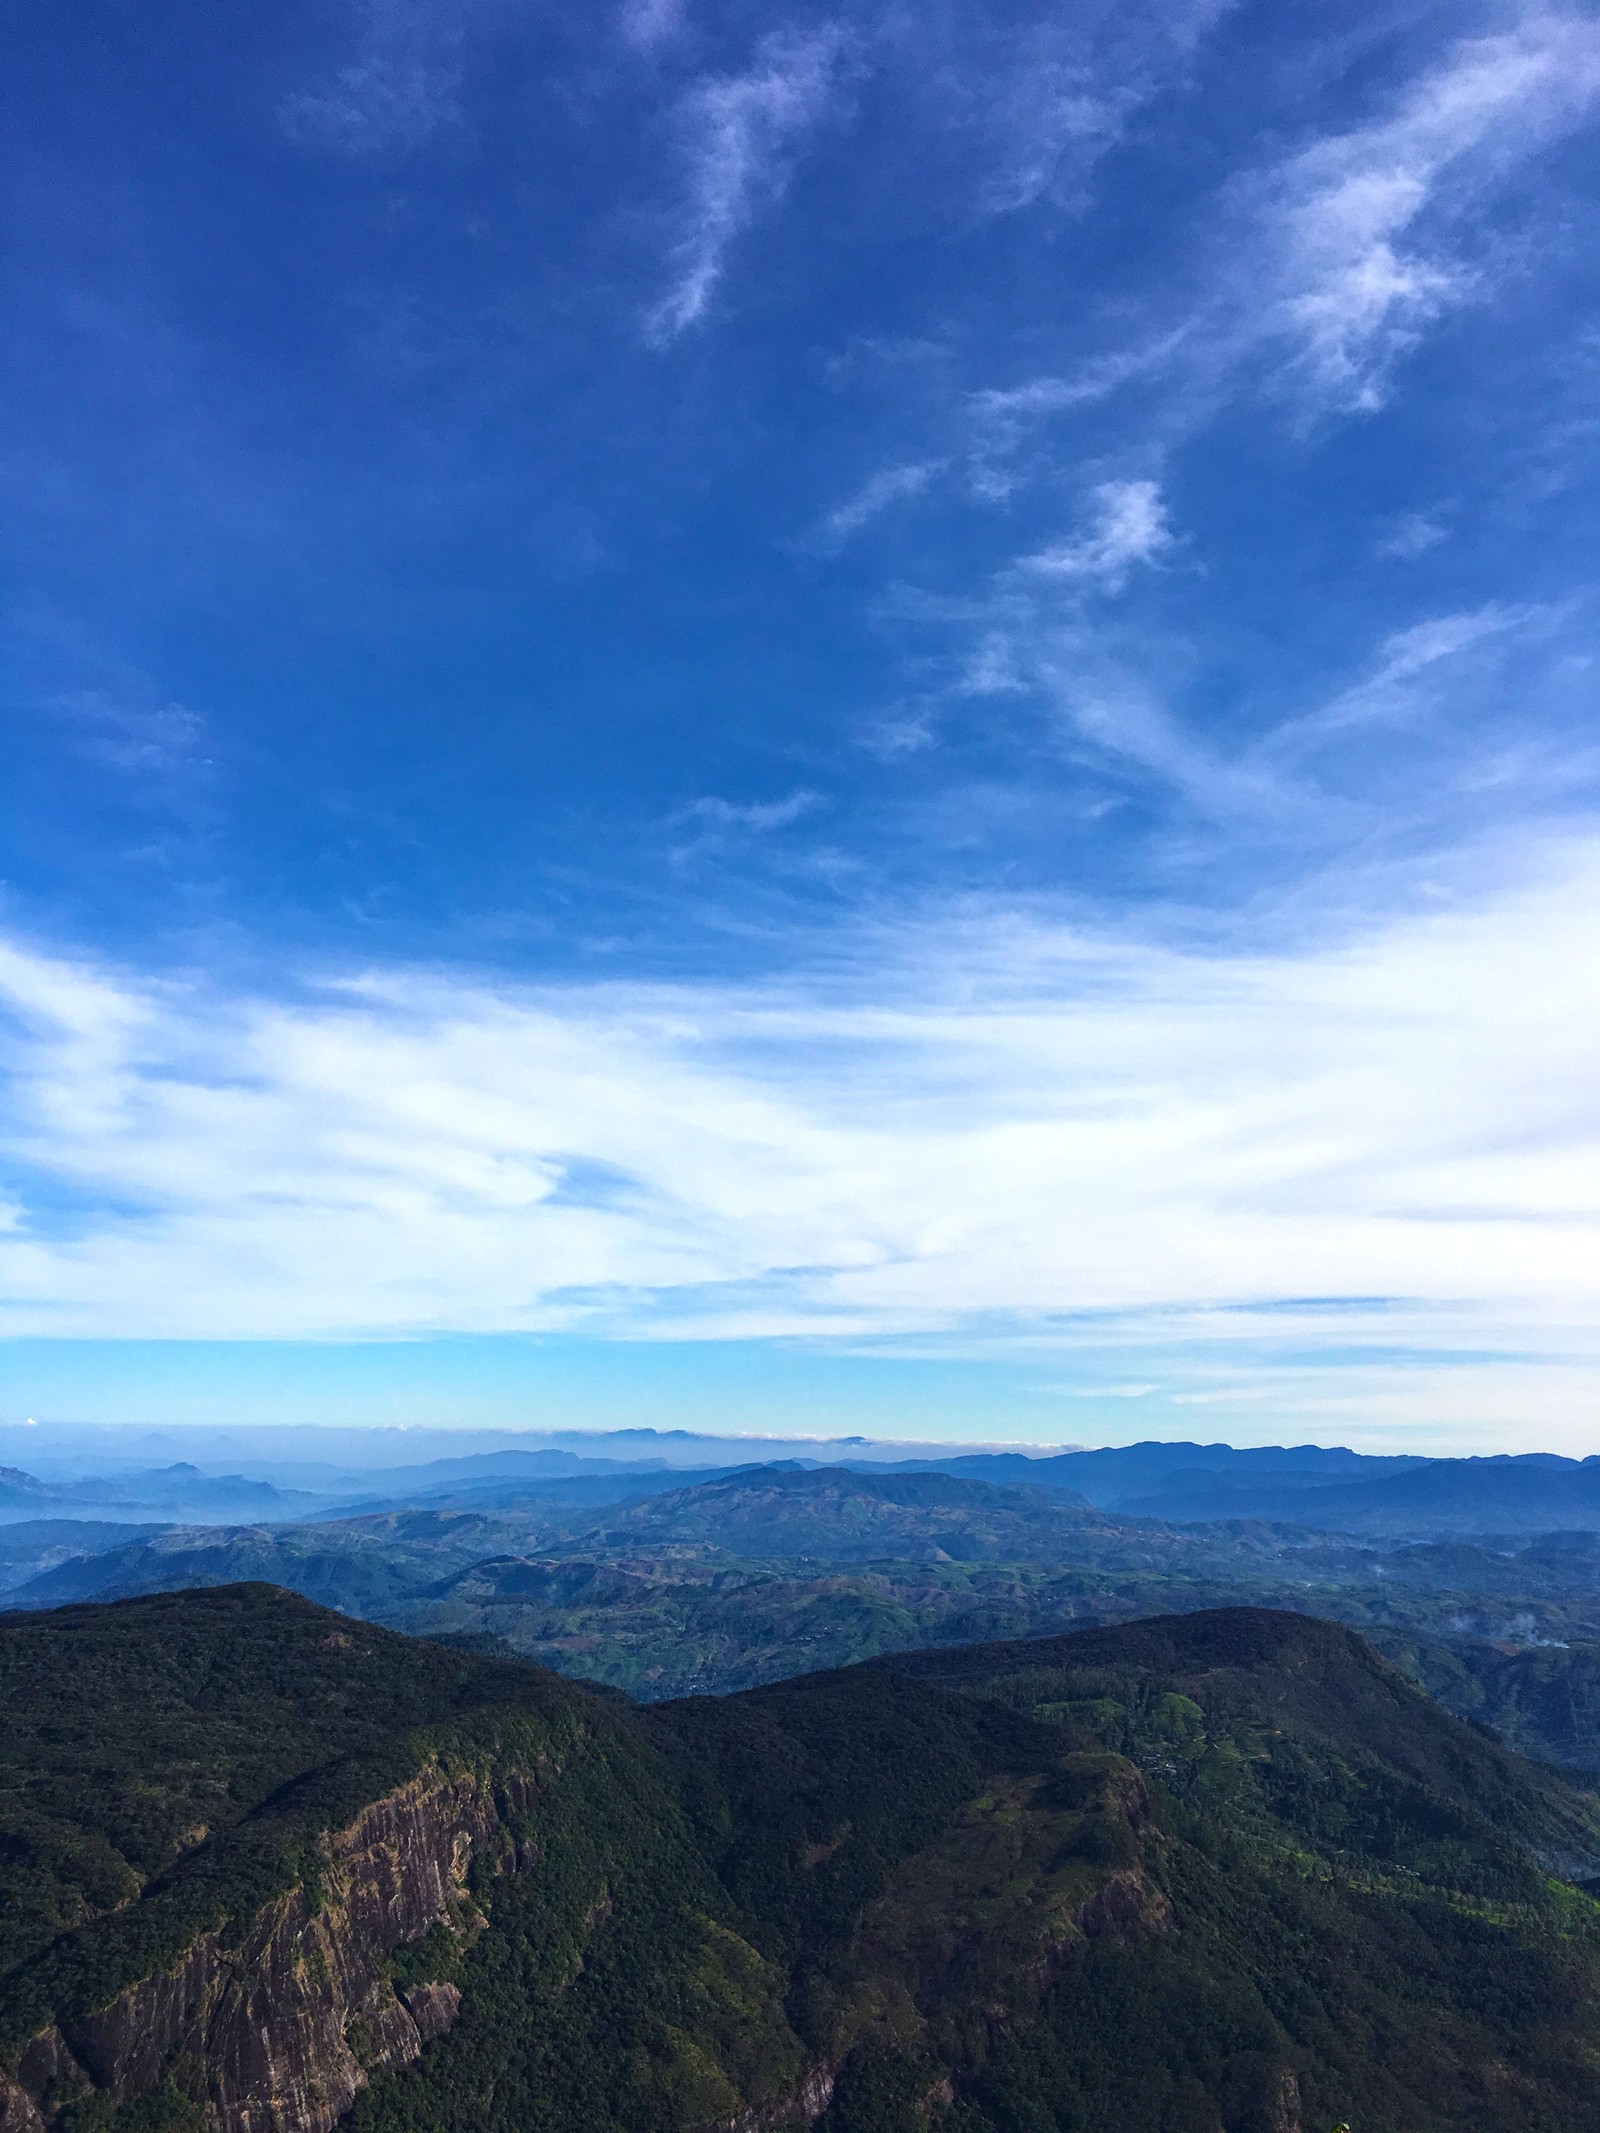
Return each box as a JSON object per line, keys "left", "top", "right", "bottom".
{"left": 584, "top": 1464, "right": 1095, "bottom": 1559}
{"left": 0, "top": 1509, "right": 553, "bottom": 1617}
{"left": 21, "top": 1469, "right": 1600, "bottom": 1769}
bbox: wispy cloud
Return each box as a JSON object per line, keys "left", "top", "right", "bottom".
{"left": 845, "top": 11, "right": 1600, "bottom": 804}
{"left": 881, "top": 567, "right": 1580, "bottom": 845}
{"left": 1376, "top": 508, "right": 1452, "bottom": 559}
{"left": 1265, "top": 604, "right": 1537, "bottom": 760}
{"left": 646, "top": 27, "right": 849, "bottom": 344}
{"left": 4, "top": 835, "right": 1600, "bottom": 1446}
{"left": 1045, "top": 668, "right": 1265, "bottom": 817}
{"left": 895, "top": 0, "right": 1232, "bottom": 219}
{"left": 867, "top": 482, "right": 1197, "bottom": 797}
{"left": 619, "top": 0, "right": 688, "bottom": 56}
{"left": 281, "top": 0, "right": 466, "bottom": 155}
{"left": 961, "top": 8, "right": 1600, "bottom": 480}
{"left": 816, "top": 460, "right": 945, "bottom": 547}
{"left": 860, "top": 704, "right": 939, "bottom": 758}
{"left": 969, "top": 331, "right": 1194, "bottom": 433}
{"left": 50, "top": 690, "right": 207, "bottom": 783}
{"left": 1373, "top": 608, "right": 1527, "bottom": 682}
{"left": 681, "top": 790, "right": 819, "bottom": 832}
{"left": 666, "top": 788, "right": 825, "bottom": 868}
{"left": 1015, "top": 479, "right": 1171, "bottom": 591}
{"left": 1252, "top": 9, "right": 1600, "bottom": 413}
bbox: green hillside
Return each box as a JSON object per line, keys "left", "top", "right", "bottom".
{"left": 587, "top": 1465, "right": 1097, "bottom": 1558}
{"left": 6, "top": 1590, "right": 1600, "bottom": 2132}
{"left": 17, "top": 1478, "right": 1600, "bottom": 1770}
{"left": 0, "top": 1588, "right": 610, "bottom": 2038}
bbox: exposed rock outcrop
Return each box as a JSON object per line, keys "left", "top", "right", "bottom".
{"left": 726, "top": 2059, "right": 837, "bottom": 2131}
{"left": 4, "top": 1768, "right": 530, "bottom": 2133}
{"left": 1073, "top": 1866, "right": 1173, "bottom": 1945}
{"left": 1267, "top": 2068, "right": 1303, "bottom": 2133}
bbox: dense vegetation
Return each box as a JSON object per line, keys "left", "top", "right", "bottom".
{"left": 15, "top": 1474, "right": 1600, "bottom": 1771}
{"left": 8, "top": 1589, "right": 1600, "bottom": 2131}
{"left": 0, "top": 1588, "right": 603, "bottom": 2050}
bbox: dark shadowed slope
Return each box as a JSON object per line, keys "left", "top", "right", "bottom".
{"left": 7, "top": 1591, "right": 1600, "bottom": 2132}
{"left": 881, "top": 1606, "right": 1600, "bottom": 1866}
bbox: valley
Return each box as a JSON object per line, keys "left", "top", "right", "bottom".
{"left": 11, "top": 1458, "right": 1600, "bottom": 1769}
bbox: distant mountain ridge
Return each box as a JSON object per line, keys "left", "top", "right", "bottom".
{"left": 0, "top": 1461, "right": 323, "bottom": 1525}
{"left": 895, "top": 1438, "right": 1427, "bottom": 1505}
{"left": 1116, "top": 1453, "right": 1600, "bottom": 1532}
{"left": 888, "top": 1443, "right": 1600, "bottom": 1536}
{"left": 0, "top": 1453, "right": 734, "bottom": 1529}
{"left": 20, "top": 1446, "right": 1600, "bottom": 1772}
{"left": 13, "top": 1433, "right": 1600, "bottom": 1541}
{"left": 587, "top": 1463, "right": 1096, "bottom": 1560}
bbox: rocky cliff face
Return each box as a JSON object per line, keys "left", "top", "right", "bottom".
{"left": 1, "top": 1767, "right": 534, "bottom": 2133}
{"left": 726, "top": 2060, "right": 836, "bottom": 2132}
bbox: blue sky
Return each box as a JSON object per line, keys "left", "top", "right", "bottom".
{"left": 2, "top": 0, "right": 1600, "bottom": 1450}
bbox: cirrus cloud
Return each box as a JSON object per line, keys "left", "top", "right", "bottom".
{"left": 3, "top": 835, "right": 1599, "bottom": 1444}
{"left": 1254, "top": 8, "right": 1600, "bottom": 412}
{"left": 1016, "top": 479, "right": 1172, "bottom": 591}
{"left": 646, "top": 25, "right": 851, "bottom": 343}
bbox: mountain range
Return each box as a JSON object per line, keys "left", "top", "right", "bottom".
{"left": 14, "top": 1435, "right": 1600, "bottom": 1537}
{"left": 1110, "top": 1458, "right": 1600, "bottom": 1533}
{"left": 5, "top": 1585, "right": 1600, "bottom": 2133}
{"left": 11, "top": 1460, "right": 1600, "bottom": 1772}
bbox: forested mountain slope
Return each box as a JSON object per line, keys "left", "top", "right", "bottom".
{"left": 588, "top": 1464, "right": 1093, "bottom": 1558}
{"left": 18, "top": 1476, "right": 1600, "bottom": 1772}
{"left": 6, "top": 1590, "right": 1600, "bottom": 2133}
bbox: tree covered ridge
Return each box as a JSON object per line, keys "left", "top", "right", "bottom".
{"left": 24, "top": 1480, "right": 1600, "bottom": 1776}
{"left": 4, "top": 1589, "right": 1600, "bottom": 2131}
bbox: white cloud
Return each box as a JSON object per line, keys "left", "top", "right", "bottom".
{"left": 1049, "top": 671, "right": 1259, "bottom": 814}
{"left": 281, "top": 0, "right": 466, "bottom": 155}
{"left": 4, "top": 837, "right": 1600, "bottom": 1442}
{"left": 818, "top": 461, "right": 945, "bottom": 545}
{"left": 860, "top": 483, "right": 1196, "bottom": 797}
{"left": 646, "top": 27, "right": 848, "bottom": 344}
{"left": 1264, "top": 604, "right": 1535, "bottom": 760}
{"left": 969, "top": 331, "right": 1194, "bottom": 434}
{"left": 943, "top": 0, "right": 1233, "bottom": 217}
{"left": 1376, "top": 509, "right": 1452, "bottom": 560}
{"left": 956, "top": 634, "right": 1029, "bottom": 699}
{"left": 961, "top": 9, "right": 1600, "bottom": 476}
{"left": 1016, "top": 479, "right": 1171, "bottom": 591}
{"left": 860, "top": 704, "right": 939, "bottom": 757}
{"left": 682, "top": 790, "right": 819, "bottom": 831}
{"left": 619, "top": 0, "right": 688, "bottom": 55}
{"left": 52, "top": 689, "right": 208, "bottom": 779}
{"left": 1372, "top": 607, "right": 1524, "bottom": 681}
{"left": 1255, "top": 8, "right": 1600, "bottom": 411}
